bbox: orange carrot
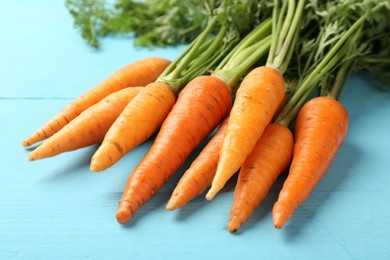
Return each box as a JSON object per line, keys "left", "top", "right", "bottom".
{"left": 116, "top": 76, "right": 232, "bottom": 224}
{"left": 22, "top": 57, "right": 170, "bottom": 147}
{"left": 166, "top": 117, "right": 229, "bottom": 210}
{"left": 206, "top": 66, "right": 285, "bottom": 200}
{"left": 273, "top": 96, "right": 348, "bottom": 229}
{"left": 28, "top": 87, "right": 143, "bottom": 161}
{"left": 90, "top": 82, "right": 177, "bottom": 172}
{"left": 227, "top": 123, "right": 293, "bottom": 232}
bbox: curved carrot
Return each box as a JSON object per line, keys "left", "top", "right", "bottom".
{"left": 116, "top": 76, "right": 232, "bottom": 224}
{"left": 166, "top": 117, "right": 229, "bottom": 210}
{"left": 228, "top": 123, "right": 293, "bottom": 232}
{"left": 28, "top": 87, "right": 143, "bottom": 161}
{"left": 273, "top": 97, "right": 348, "bottom": 229}
{"left": 90, "top": 82, "right": 176, "bottom": 172}
{"left": 22, "top": 57, "right": 170, "bottom": 147}
{"left": 206, "top": 66, "right": 285, "bottom": 200}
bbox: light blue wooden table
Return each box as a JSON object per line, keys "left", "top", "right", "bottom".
{"left": 1, "top": 1, "right": 390, "bottom": 259}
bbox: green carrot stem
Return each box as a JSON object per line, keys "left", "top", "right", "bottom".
{"left": 267, "top": 0, "right": 287, "bottom": 66}
{"left": 212, "top": 35, "right": 272, "bottom": 88}
{"left": 272, "top": 0, "right": 305, "bottom": 73}
{"left": 361, "top": 57, "right": 390, "bottom": 64}
{"left": 181, "top": 26, "right": 233, "bottom": 85}
{"left": 326, "top": 60, "right": 354, "bottom": 100}
{"left": 266, "top": 0, "right": 305, "bottom": 74}
{"left": 274, "top": 0, "right": 296, "bottom": 55}
{"left": 323, "top": 23, "right": 365, "bottom": 99}
{"left": 159, "top": 17, "right": 217, "bottom": 90}
{"left": 275, "top": 3, "right": 384, "bottom": 126}
{"left": 158, "top": 35, "right": 199, "bottom": 79}
{"left": 216, "top": 19, "right": 272, "bottom": 72}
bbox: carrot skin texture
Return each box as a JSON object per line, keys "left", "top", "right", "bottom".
{"left": 206, "top": 66, "right": 285, "bottom": 200}
{"left": 228, "top": 124, "right": 293, "bottom": 232}
{"left": 90, "top": 82, "right": 176, "bottom": 172}
{"left": 116, "top": 76, "right": 232, "bottom": 224}
{"left": 28, "top": 87, "right": 143, "bottom": 161}
{"left": 273, "top": 97, "right": 349, "bottom": 229}
{"left": 22, "top": 57, "right": 170, "bottom": 147}
{"left": 166, "top": 117, "right": 229, "bottom": 210}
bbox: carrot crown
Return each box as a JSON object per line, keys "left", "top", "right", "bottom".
{"left": 275, "top": 1, "right": 389, "bottom": 127}
{"left": 211, "top": 18, "right": 273, "bottom": 90}
{"left": 155, "top": 0, "right": 276, "bottom": 94}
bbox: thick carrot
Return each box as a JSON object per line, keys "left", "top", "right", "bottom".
{"left": 206, "top": 66, "right": 285, "bottom": 200}
{"left": 227, "top": 123, "right": 293, "bottom": 232}
{"left": 28, "top": 87, "right": 143, "bottom": 161}
{"left": 116, "top": 75, "right": 232, "bottom": 224}
{"left": 166, "top": 117, "right": 229, "bottom": 210}
{"left": 273, "top": 96, "right": 348, "bottom": 229}
{"left": 22, "top": 57, "right": 170, "bottom": 147}
{"left": 90, "top": 82, "right": 176, "bottom": 172}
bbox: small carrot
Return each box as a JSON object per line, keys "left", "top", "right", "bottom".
{"left": 206, "top": 66, "right": 285, "bottom": 200}
{"left": 90, "top": 82, "right": 177, "bottom": 172}
{"left": 116, "top": 76, "right": 232, "bottom": 224}
{"left": 272, "top": 97, "right": 348, "bottom": 229}
{"left": 22, "top": 57, "right": 170, "bottom": 147}
{"left": 28, "top": 87, "right": 143, "bottom": 161}
{"left": 166, "top": 117, "right": 229, "bottom": 210}
{"left": 227, "top": 123, "right": 293, "bottom": 232}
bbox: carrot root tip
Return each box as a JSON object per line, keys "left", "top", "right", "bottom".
{"left": 165, "top": 201, "right": 178, "bottom": 211}
{"left": 227, "top": 221, "right": 240, "bottom": 233}
{"left": 205, "top": 191, "right": 215, "bottom": 201}
{"left": 205, "top": 185, "right": 221, "bottom": 201}
{"left": 116, "top": 208, "right": 133, "bottom": 224}
{"left": 272, "top": 201, "right": 292, "bottom": 229}
{"left": 90, "top": 161, "right": 103, "bottom": 172}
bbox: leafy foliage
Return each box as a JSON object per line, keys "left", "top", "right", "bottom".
{"left": 65, "top": 0, "right": 272, "bottom": 48}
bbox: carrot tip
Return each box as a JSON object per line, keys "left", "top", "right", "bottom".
{"left": 165, "top": 201, "right": 178, "bottom": 211}
{"left": 227, "top": 221, "right": 240, "bottom": 233}
{"left": 28, "top": 153, "right": 37, "bottom": 162}
{"left": 116, "top": 208, "right": 132, "bottom": 224}
{"left": 205, "top": 186, "right": 220, "bottom": 201}
{"left": 90, "top": 162, "right": 103, "bottom": 172}
{"left": 272, "top": 202, "right": 291, "bottom": 229}
{"left": 205, "top": 191, "right": 215, "bottom": 201}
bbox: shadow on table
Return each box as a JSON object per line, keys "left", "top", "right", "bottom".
{"left": 38, "top": 145, "right": 98, "bottom": 182}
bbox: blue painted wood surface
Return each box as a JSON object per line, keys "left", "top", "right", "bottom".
{"left": 1, "top": 1, "right": 390, "bottom": 259}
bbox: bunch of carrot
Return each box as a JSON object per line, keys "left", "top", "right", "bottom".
{"left": 23, "top": 0, "right": 390, "bottom": 232}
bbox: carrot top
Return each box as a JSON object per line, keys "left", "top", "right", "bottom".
{"left": 66, "top": 0, "right": 273, "bottom": 48}
{"left": 275, "top": 1, "right": 390, "bottom": 126}
{"left": 211, "top": 0, "right": 306, "bottom": 91}
{"left": 153, "top": 1, "right": 277, "bottom": 94}
{"left": 212, "top": 19, "right": 272, "bottom": 90}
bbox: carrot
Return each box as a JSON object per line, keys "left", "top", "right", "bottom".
{"left": 166, "top": 117, "right": 229, "bottom": 210}
{"left": 206, "top": 0, "right": 306, "bottom": 200}
{"left": 90, "top": 82, "right": 176, "bottom": 172}
{"left": 116, "top": 75, "right": 232, "bottom": 224}
{"left": 272, "top": 97, "right": 348, "bottom": 229}
{"left": 206, "top": 66, "right": 285, "bottom": 200}
{"left": 227, "top": 123, "right": 293, "bottom": 232}
{"left": 28, "top": 87, "right": 143, "bottom": 161}
{"left": 22, "top": 57, "right": 170, "bottom": 147}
